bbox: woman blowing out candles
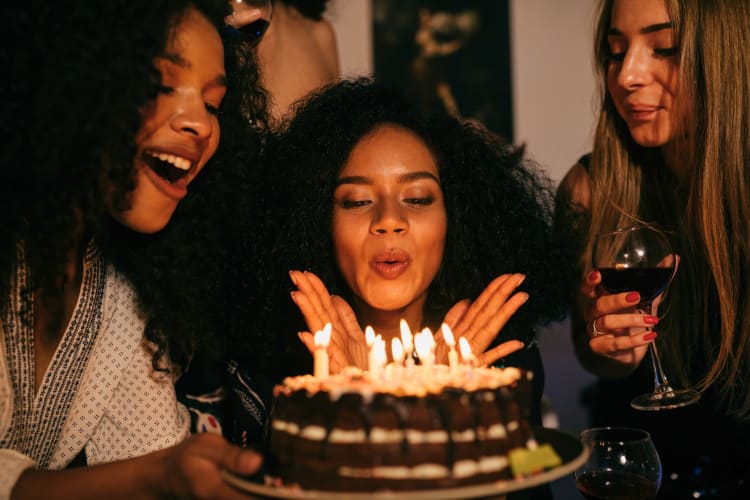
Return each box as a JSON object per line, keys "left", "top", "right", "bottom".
{"left": 234, "top": 78, "right": 566, "bottom": 442}
{"left": 1, "top": 1, "right": 266, "bottom": 498}
{"left": 555, "top": 0, "right": 750, "bottom": 496}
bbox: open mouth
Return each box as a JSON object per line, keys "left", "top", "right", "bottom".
{"left": 142, "top": 150, "right": 194, "bottom": 183}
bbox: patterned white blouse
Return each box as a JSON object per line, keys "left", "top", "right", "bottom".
{"left": 0, "top": 244, "right": 189, "bottom": 499}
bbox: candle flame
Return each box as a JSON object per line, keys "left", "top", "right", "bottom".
{"left": 391, "top": 337, "right": 404, "bottom": 362}
{"left": 458, "top": 337, "right": 474, "bottom": 361}
{"left": 373, "top": 336, "right": 387, "bottom": 365}
{"left": 414, "top": 329, "right": 433, "bottom": 360}
{"left": 365, "top": 325, "right": 375, "bottom": 346}
{"left": 441, "top": 323, "right": 455, "bottom": 347}
{"left": 314, "top": 322, "right": 332, "bottom": 347}
{"left": 400, "top": 319, "right": 413, "bottom": 352}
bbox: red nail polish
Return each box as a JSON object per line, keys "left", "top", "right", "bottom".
{"left": 626, "top": 292, "right": 640, "bottom": 303}
{"left": 644, "top": 315, "right": 659, "bottom": 325}
{"left": 643, "top": 332, "right": 657, "bottom": 341}
{"left": 588, "top": 270, "right": 600, "bottom": 282}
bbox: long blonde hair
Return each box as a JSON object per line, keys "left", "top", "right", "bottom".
{"left": 586, "top": 0, "right": 750, "bottom": 419}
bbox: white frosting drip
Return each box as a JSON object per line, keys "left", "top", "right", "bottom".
{"left": 339, "top": 455, "right": 510, "bottom": 480}
{"left": 271, "top": 420, "right": 520, "bottom": 444}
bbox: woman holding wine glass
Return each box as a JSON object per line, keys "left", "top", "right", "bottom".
{"left": 555, "top": 0, "right": 750, "bottom": 496}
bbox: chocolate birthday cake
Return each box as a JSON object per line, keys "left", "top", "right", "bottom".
{"left": 267, "top": 364, "right": 546, "bottom": 491}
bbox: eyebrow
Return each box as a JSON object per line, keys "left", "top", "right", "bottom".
{"left": 607, "top": 22, "right": 673, "bottom": 36}
{"left": 336, "top": 171, "right": 441, "bottom": 187}
{"left": 160, "top": 52, "right": 228, "bottom": 87}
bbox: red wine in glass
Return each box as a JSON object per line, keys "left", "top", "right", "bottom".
{"left": 576, "top": 470, "right": 659, "bottom": 499}
{"left": 575, "top": 427, "right": 662, "bottom": 500}
{"left": 593, "top": 225, "right": 699, "bottom": 410}
{"left": 598, "top": 267, "right": 673, "bottom": 302}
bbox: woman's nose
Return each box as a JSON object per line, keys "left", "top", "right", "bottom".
{"left": 617, "top": 46, "right": 653, "bottom": 89}
{"left": 370, "top": 201, "right": 408, "bottom": 235}
{"left": 171, "top": 97, "right": 213, "bottom": 139}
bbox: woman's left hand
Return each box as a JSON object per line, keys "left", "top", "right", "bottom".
{"left": 434, "top": 273, "right": 528, "bottom": 366}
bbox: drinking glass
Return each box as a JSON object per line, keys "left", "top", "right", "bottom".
{"left": 592, "top": 225, "right": 699, "bottom": 410}
{"left": 227, "top": 0, "right": 273, "bottom": 45}
{"left": 575, "top": 427, "right": 662, "bottom": 500}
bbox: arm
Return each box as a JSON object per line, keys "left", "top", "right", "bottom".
{"left": 9, "top": 433, "right": 261, "bottom": 500}
{"left": 556, "top": 163, "right": 654, "bottom": 378}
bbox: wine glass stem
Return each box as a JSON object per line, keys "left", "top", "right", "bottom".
{"left": 641, "top": 303, "right": 673, "bottom": 394}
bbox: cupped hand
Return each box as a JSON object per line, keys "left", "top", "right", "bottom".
{"left": 433, "top": 273, "right": 528, "bottom": 367}
{"left": 290, "top": 270, "right": 369, "bottom": 372}
{"left": 159, "top": 432, "right": 262, "bottom": 499}
{"left": 581, "top": 269, "right": 657, "bottom": 368}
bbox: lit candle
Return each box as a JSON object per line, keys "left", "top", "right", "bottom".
{"left": 458, "top": 337, "right": 476, "bottom": 365}
{"left": 365, "top": 326, "right": 376, "bottom": 372}
{"left": 391, "top": 337, "right": 405, "bottom": 365}
{"left": 400, "top": 319, "right": 415, "bottom": 367}
{"left": 459, "top": 336, "right": 477, "bottom": 379}
{"left": 414, "top": 329, "right": 434, "bottom": 371}
{"left": 371, "top": 335, "right": 387, "bottom": 382}
{"left": 313, "top": 323, "right": 332, "bottom": 379}
{"left": 441, "top": 324, "right": 460, "bottom": 376}
{"left": 390, "top": 337, "right": 405, "bottom": 380}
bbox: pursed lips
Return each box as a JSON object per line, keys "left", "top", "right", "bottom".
{"left": 371, "top": 249, "right": 410, "bottom": 279}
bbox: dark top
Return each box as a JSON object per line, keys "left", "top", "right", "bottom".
{"left": 568, "top": 154, "right": 750, "bottom": 498}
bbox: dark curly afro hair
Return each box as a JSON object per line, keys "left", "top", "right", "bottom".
{"left": 2, "top": 0, "right": 268, "bottom": 374}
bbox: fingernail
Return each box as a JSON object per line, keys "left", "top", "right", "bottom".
{"left": 588, "top": 270, "right": 600, "bottom": 282}
{"left": 625, "top": 292, "right": 640, "bottom": 303}
{"left": 516, "top": 274, "right": 526, "bottom": 286}
{"left": 519, "top": 292, "right": 529, "bottom": 304}
{"left": 289, "top": 270, "right": 298, "bottom": 285}
{"left": 297, "top": 331, "right": 304, "bottom": 340}
{"left": 290, "top": 291, "right": 298, "bottom": 303}
{"left": 643, "top": 332, "right": 657, "bottom": 341}
{"left": 644, "top": 315, "right": 659, "bottom": 325}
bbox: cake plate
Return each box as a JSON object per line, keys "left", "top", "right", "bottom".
{"left": 222, "top": 426, "right": 588, "bottom": 499}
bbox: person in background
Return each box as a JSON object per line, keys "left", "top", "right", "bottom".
{"left": 231, "top": 79, "right": 566, "bottom": 499}
{"left": 228, "top": 0, "right": 339, "bottom": 127}
{"left": 555, "top": 0, "right": 750, "bottom": 496}
{"left": 0, "top": 1, "right": 265, "bottom": 498}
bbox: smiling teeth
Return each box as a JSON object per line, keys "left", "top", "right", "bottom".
{"left": 148, "top": 151, "right": 192, "bottom": 170}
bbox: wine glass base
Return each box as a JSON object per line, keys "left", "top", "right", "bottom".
{"left": 631, "top": 388, "right": 700, "bottom": 411}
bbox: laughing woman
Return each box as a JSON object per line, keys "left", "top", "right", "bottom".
{"left": 1, "top": 1, "right": 265, "bottom": 498}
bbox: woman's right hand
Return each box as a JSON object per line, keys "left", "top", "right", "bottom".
{"left": 157, "top": 432, "right": 263, "bottom": 499}
{"left": 10, "top": 433, "right": 262, "bottom": 500}
{"left": 580, "top": 269, "right": 658, "bottom": 371}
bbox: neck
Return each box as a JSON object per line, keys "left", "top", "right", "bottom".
{"left": 661, "top": 138, "right": 688, "bottom": 183}
{"left": 353, "top": 300, "right": 426, "bottom": 344}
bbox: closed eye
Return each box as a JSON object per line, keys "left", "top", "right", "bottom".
{"left": 341, "top": 199, "right": 371, "bottom": 209}
{"left": 404, "top": 197, "right": 434, "bottom": 206}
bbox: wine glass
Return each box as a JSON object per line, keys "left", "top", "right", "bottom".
{"left": 592, "top": 224, "right": 699, "bottom": 410}
{"left": 227, "top": 0, "right": 273, "bottom": 46}
{"left": 575, "top": 427, "right": 662, "bottom": 499}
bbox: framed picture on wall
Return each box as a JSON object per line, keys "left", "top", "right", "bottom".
{"left": 373, "top": 0, "right": 514, "bottom": 142}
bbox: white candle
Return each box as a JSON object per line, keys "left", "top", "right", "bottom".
{"left": 400, "top": 319, "right": 415, "bottom": 367}
{"left": 391, "top": 337, "right": 405, "bottom": 365}
{"left": 365, "top": 326, "right": 376, "bottom": 373}
{"left": 414, "top": 329, "right": 434, "bottom": 374}
{"left": 441, "top": 324, "right": 460, "bottom": 375}
{"left": 313, "top": 323, "right": 332, "bottom": 379}
{"left": 458, "top": 336, "right": 477, "bottom": 380}
{"left": 372, "top": 335, "right": 387, "bottom": 382}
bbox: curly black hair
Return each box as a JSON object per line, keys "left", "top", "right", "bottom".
{"left": 231, "top": 78, "right": 566, "bottom": 381}
{"left": 1, "top": 0, "right": 267, "bottom": 373}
